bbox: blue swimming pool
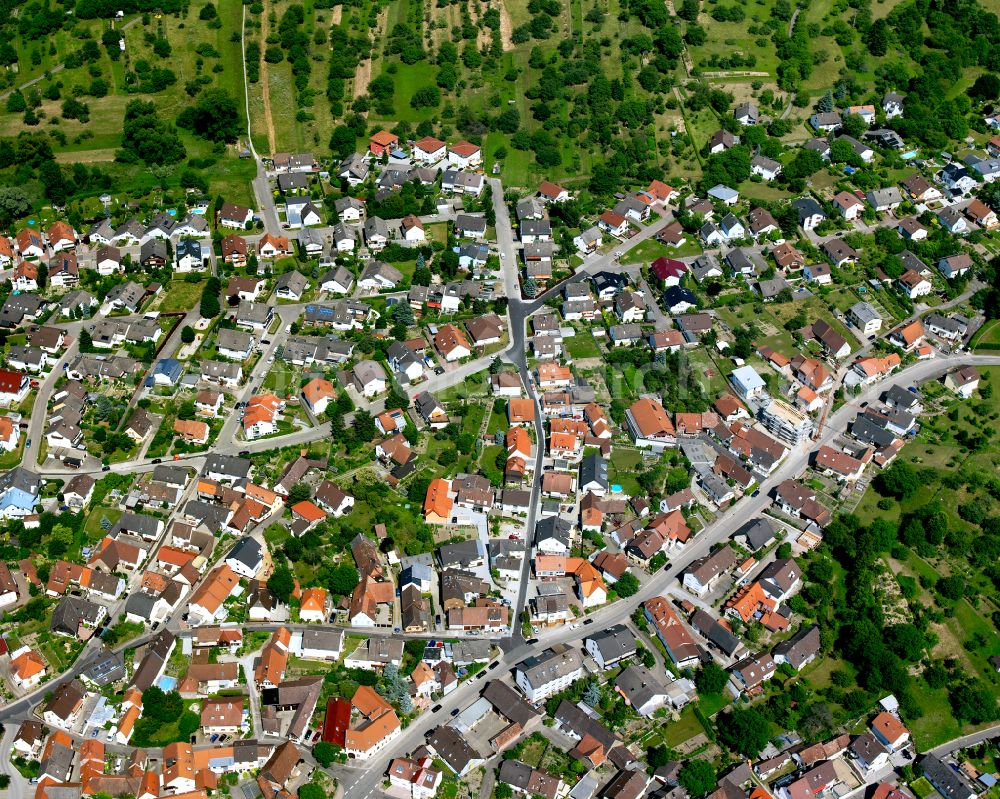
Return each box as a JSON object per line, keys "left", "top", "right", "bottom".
{"left": 157, "top": 675, "right": 177, "bottom": 691}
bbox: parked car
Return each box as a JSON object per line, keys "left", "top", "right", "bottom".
{"left": 432, "top": 704, "right": 442, "bottom": 713}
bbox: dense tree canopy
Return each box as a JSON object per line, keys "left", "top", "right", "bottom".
{"left": 119, "top": 100, "right": 186, "bottom": 166}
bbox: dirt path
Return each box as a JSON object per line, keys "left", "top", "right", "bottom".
{"left": 700, "top": 70, "right": 770, "bottom": 77}
{"left": 331, "top": 4, "right": 342, "bottom": 24}
{"left": 499, "top": 0, "right": 515, "bottom": 50}
{"left": 353, "top": 7, "right": 387, "bottom": 99}
{"left": 260, "top": 8, "right": 277, "bottom": 154}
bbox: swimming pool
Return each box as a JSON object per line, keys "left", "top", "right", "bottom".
{"left": 157, "top": 675, "right": 177, "bottom": 691}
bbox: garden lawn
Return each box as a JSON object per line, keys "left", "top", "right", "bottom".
{"left": 157, "top": 279, "right": 206, "bottom": 312}
{"left": 564, "top": 331, "right": 601, "bottom": 359}
{"left": 460, "top": 402, "right": 487, "bottom": 437}
{"left": 0, "top": 437, "right": 25, "bottom": 470}
{"left": 608, "top": 448, "right": 643, "bottom": 496}
{"left": 620, "top": 238, "right": 674, "bottom": 266}
{"left": 662, "top": 704, "right": 709, "bottom": 747}
{"left": 84, "top": 507, "right": 122, "bottom": 542}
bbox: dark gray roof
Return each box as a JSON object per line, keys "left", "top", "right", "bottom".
{"left": 690, "top": 609, "right": 742, "bottom": 656}
{"left": 579, "top": 452, "right": 609, "bottom": 491}
{"left": 585, "top": 624, "right": 636, "bottom": 663}
{"left": 793, "top": 197, "right": 825, "bottom": 221}
{"left": 204, "top": 454, "right": 252, "bottom": 480}
{"left": 152, "top": 464, "right": 189, "bottom": 486}
{"left": 732, "top": 517, "right": 777, "bottom": 551}
{"left": 228, "top": 537, "right": 263, "bottom": 569}
{"left": 535, "top": 515, "right": 572, "bottom": 547}
{"left": 184, "top": 499, "right": 232, "bottom": 530}
{"left": 429, "top": 725, "right": 483, "bottom": 774}
{"left": 772, "top": 624, "right": 821, "bottom": 669}
{"left": 481, "top": 679, "right": 541, "bottom": 726}
{"left": 850, "top": 415, "right": 897, "bottom": 447}
{"left": 81, "top": 646, "right": 122, "bottom": 686}
{"left": 114, "top": 511, "right": 161, "bottom": 538}
{"left": 517, "top": 646, "right": 583, "bottom": 689}
{"left": 437, "top": 539, "right": 485, "bottom": 568}
{"left": 131, "top": 629, "right": 176, "bottom": 690}
{"left": 124, "top": 591, "right": 157, "bottom": 621}
{"left": 883, "top": 384, "right": 920, "bottom": 411}
{"left": 414, "top": 391, "right": 443, "bottom": 420}
{"left": 0, "top": 467, "right": 41, "bottom": 496}
{"left": 614, "top": 664, "right": 669, "bottom": 710}
{"left": 921, "top": 755, "right": 979, "bottom": 799}
{"left": 51, "top": 596, "right": 102, "bottom": 635}
{"left": 555, "top": 699, "right": 616, "bottom": 750}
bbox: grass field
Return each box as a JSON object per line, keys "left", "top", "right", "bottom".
{"left": 620, "top": 238, "right": 675, "bottom": 266}
{"left": 608, "top": 447, "right": 643, "bottom": 496}
{"left": 970, "top": 318, "right": 1000, "bottom": 350}
{"left": 564, "top": 331, "right": 601, "bottom": 359}
{"left": 156, "top": 279, "right": 206, "bottom": 312}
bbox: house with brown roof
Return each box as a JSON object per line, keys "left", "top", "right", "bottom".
{"left": 683, "top": 545, "right": 738, "bottom": 596}
{"left": 774, "top": 479, "right": 832, "bottom": 527}
{"left": 507, "top": 398, "right": 536, "bottom": 426}
{"left": 424, "top": 478, "right": 453, "bottom": 524}
{"left": 327, "top": 685, "right": 401, "bottom": 760}
{"left": 258, "top": 741, "right": 301, "bottom": 799}
{"left": 772, "top": 242, "right": 804, "bottom": 270}
{"left": 625, "top": 397, "right": 675, "bottom": 452}
{"left": 173, "top": 419, "right": 209, "bottom": 445}
{"left": 466, "top": 314, "right": 504, "bottom": 346}
{"left": 814, "top": 445, "right": 868, "bottom": 481}
{"left": 219, "top": 203, "right": 254, "bottom": 229}
{"left": 10, "top": 647, "right": 47, "bottom": 688}
{"left": 202, "top": 699, "right": 244, "bottom": 734}
{"left": 188, "top": 564, "right": 239, "bottom": 625}
{"left": 254, "top": 627, "right": 291, "bottom": 688}
{"left": 221, "top": 235, "right": 249, "bottom": 266}
{"left": 888, "top": 320, "right": 925, "bottom": 351}
{"left": 644, "top": 597, "right": 700, "bottom": 667}
{"left": 434, "top": 324, "right": 472, "bottom": 362}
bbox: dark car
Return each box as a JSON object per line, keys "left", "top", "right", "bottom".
{"left": 151, "top": 458, "right": 162, "bottom": 464}
{"left": 239, "top": 450, "right": 250, "bottom": 457}
{"left": 450, "top": 708, "right": 460, "bottom": 717}
{"left": 432, "top": 704, "right": 442, "bottom": 713}
{"left": 102, "top": 465, "right": 110, "bottom": 472}
{"left": 262, "top": 339, "right": 271, "bottom": 345}
{"left": 583, "top": 618, "right": 594, "bottom": 625}
{"left": 526, "top": 638, "right": 538, "bottom": 645}
{"left": 476, "top": 671, "right": 486, "bottom": 680}
{"left": 488, "top": 662, "right": 500, "bottom": 670}
{"left": 751, "top": 489, "right": 760, "bottom": 497}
